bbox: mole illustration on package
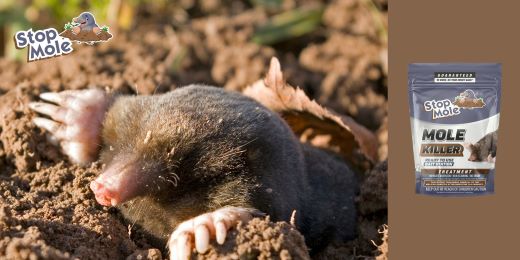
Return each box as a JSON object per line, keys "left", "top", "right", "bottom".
{"left": 409, "top": 63, "right": 501, "bottom": 196}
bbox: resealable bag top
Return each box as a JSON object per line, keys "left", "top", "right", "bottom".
{"left": 409, "top": 63, "right": 501, "bottom": 196}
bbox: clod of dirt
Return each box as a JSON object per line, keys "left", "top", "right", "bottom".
{"left": 188, "top": 10, "right": 273, "bottom": 91}
{"left": 194, "top": 217, "right": 310, "bottom": 260}
{"left": 357, "top": 161, "right": 388, "bottom": 215}
{"left": 60, "top": 30, "right": 113, "bottom": 43}
{"left": 0, "top": 160, "right": 143, "bottom": 259}
{"left": 323, "top": 0, "right": 386, "bottom": 41}
{"left": 0, "top": 86, "right": 62, "bottom": 174}
{"left": 126, "top": 248, "right": 162, "bottom": 260}
{"left": 299, "top": 33, "right": 386, "bottom": 131}
{"left": 376, "top": 116, "right": 388, "bottom": 161}
{"left": 0, "top": 225, "right": 70, "bottom": 260}
{"left": 375, "top": 225, "right": 388, "bottom": 260}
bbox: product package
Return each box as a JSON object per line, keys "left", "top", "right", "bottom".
{"left": 408, "top": 63, "right": 501, "bottom": 196}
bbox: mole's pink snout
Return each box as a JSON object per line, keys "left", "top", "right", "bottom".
{"left": 90, "top": 161, "right": 140, "bottom": 207}
{"left": 90, "top": 180, "right": 118, "bottom": 206}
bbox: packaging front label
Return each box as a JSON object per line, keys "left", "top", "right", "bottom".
{"left": 408, "top": 63, "right": 501, "bottom": 196}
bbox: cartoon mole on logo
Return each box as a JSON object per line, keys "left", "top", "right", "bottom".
{"left": 454, "top": 89, "right": 486, "bottom": 109}
{"left": 72, "top": 12, "right": 101, "bottom": 35}
{"left": 459, "top": 89, "right": 477, "bottom": 101}
{"left": 28, "top": 58, "right": 358, "bottom": 259}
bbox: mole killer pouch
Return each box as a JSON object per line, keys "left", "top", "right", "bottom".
{"left": 408, "top": 63, "right": 501, "bottom": 196}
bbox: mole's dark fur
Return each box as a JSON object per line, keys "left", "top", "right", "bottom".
{"left": 468, "top": 131, "right": 498, "bottom": 162}
{"left": 99, "top": 85, "right": 358, "bottom": 253}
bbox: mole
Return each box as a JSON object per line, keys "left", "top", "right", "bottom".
{"left": 72, "top": 12, "right": 101, "bottom": 35}
{"left": 28, "top": 58, "right": 358, "bottom": 260}
{"left": 460, "top": 89, "right": 477, "bottom": 100}
{"left": 464, "top": 131, "right": 498, "bottom": 162}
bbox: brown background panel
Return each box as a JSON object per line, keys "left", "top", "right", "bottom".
{"left": 389, "top": 1, "right": 520, "bottom": 259}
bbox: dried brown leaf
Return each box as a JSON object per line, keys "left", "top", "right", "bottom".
{"left": 243, "top": 58, "right": 378, "bottom": 164}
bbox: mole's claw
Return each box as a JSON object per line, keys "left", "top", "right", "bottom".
{"left": 62, "top": 141, "right": 95, "bottom": 165}
{"left": 169, "top": 232, "right": 191, "bottom": 260}
{"left": 40, "top": 92, "right": 66, "bottom": 105}
{"left": 194, "top": 225, "right": 210, "bottom": 253}
{"left": 169, "top": 249, "right": 176, "bottom": 260}
{"left": 32, "top": 89, "right": 110, "bottom": 165}
{"left": 167, "top": 206, "right": 261, "bottom": 259}
{"left": 44, "top": 133, "right": 60, "bottom": 146}
{"left": 29, "top": 102, "right": 67, "bottom": 122}
{"left": 178, "top": 233, "right": 192, "bottom": 260}
{"left": 32, "top": 117, "right": 65, "bottom": 139}
{"left": 40, "top": 92, "right": 61, "bottom": 104}
{"left": 215, "top": 221, "right": 226, "bottom": 244}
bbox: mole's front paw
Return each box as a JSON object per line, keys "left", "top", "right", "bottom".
{"left": 72, "top": 26, "right": 81, "bottom": 35}
{"left": 29, "top": 89, "right": 110, "bottom": 165}
{"left": 168, "top": 207, "right": 264, "bottom": 260}
{"left": 93, "top": 26, "right": 101, "bottom": 35}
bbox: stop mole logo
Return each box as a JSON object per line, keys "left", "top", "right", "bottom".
{"left": 15, "top": 28, "right": 73, "bottom": 62}
{"left": 13, "top": 12, "right": 111, "bottom": 62}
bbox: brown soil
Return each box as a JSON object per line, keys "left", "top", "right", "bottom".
{"left": 60, "top": 30, "right": 113, "bottom": 44}
{"left": 315, "top": 161, "right": 388, "bottom": 259}
{"left": 0, "top": 0, "right": 387, "bottom": 259}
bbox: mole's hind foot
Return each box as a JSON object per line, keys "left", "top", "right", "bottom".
{"left": 29, "top": 89, "right": 110, "bottom": 165}
{"left": 168, "top": 207, "right": 264, "bottom": 260}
